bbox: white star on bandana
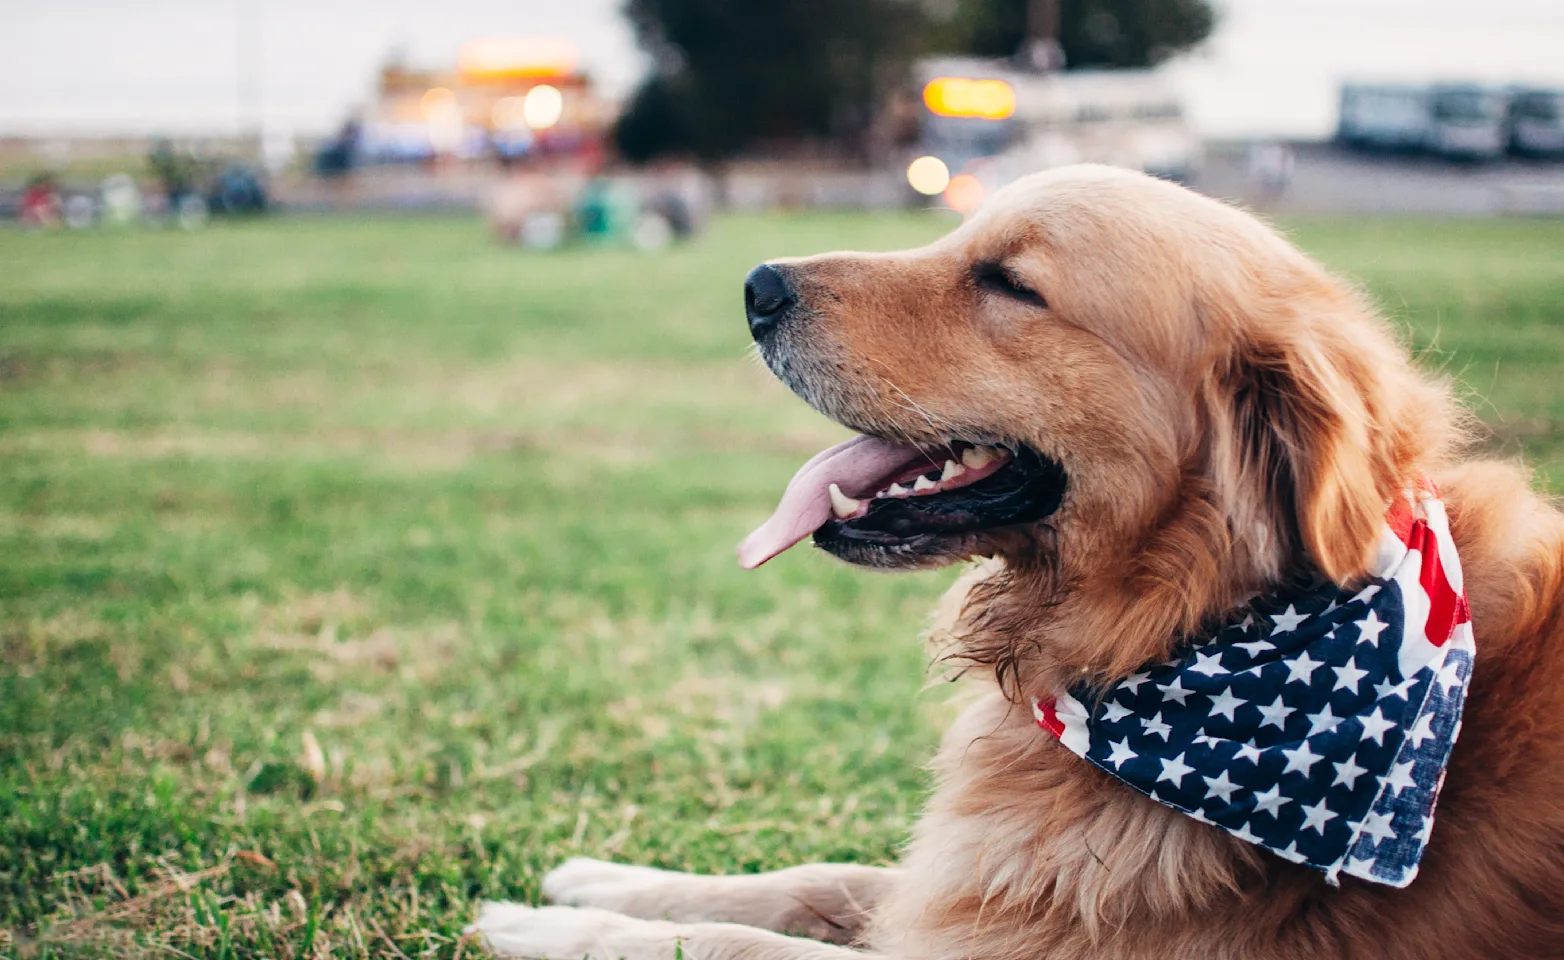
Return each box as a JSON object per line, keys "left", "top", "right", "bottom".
{"left": 1033, "top": 485, "right": 1475, "bottom": 888}
{"left": 1271, "top": 604, "right": 1311, "bottom": 634}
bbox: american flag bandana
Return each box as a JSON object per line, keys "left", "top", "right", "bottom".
{"left": 1034, "top": 486, "right": 1474, "bottom": 887}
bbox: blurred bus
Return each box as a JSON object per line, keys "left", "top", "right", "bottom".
{"left": 1338, "top": 82, "right": 1509, "bottom": 161}
{"left": 1426, "top": 84, "right": 1509, "bottom": 160}
{"left": 1509, "top": 87, "right": 1564, "bottom": 158}
{"left": 904, "top": 57, "right": 1199, "bottom": 209}
{"left": 1337, "top": 84, "right": 1429, "bottom": 151}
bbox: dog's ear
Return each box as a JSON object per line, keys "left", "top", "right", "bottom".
{"left": 1227, "top": 295, "right": 1439, "bottom": 585}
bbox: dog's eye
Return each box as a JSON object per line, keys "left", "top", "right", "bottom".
{"left": 975, "top": 265, "right": 1047, "bottom": 308}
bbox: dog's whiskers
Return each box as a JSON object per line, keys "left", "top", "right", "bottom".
{"left": 871, "top": 368, "right": 961, "bottom": 465}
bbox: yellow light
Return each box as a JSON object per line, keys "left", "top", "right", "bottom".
{"left": 944, "top": 174, "right": 986, "bottom": 214}
{"left": 459, "top": 37, "right": 578, "bottom": 82}
{"left": 906, "top": 156, "right": 951, "bottom": 196}
{"left": 421, "top": 87, "right": 456, "bottom": 117}
{"left": 523, "top": 84, "right": 564, "bottom": 130}
{"left": 923, "top": 77, "right": 1016, "bottom": 120}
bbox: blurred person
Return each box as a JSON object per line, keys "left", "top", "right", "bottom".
{"left": 642, "top": 160, "right": 713, "bottom": 243}
{"left": 100, "top": 173, "right": 142, "bottom": 226}
{"left": 574, "top": 175, "right": 638, "bottom": 242}
{"left": 174, "top": 194, "right": 209, "bottom": 231}
{"left": 148, "top": 137, "right": 196, "bottom": 211}
{"left": 62, "top": 193, "right": 96, "bottom": 229}
{"left": 314, "top": 118, "right": 361, "bottom": 178}
{"left": 207, "top": 164, "right": 268, "bottom": 217}
{"left": 18, "top": 172, "right": 61, "bottom": 229}
{"left": 1247, "top": 140, "right": 1294, "bottom": 202}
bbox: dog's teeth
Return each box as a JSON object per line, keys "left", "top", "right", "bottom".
{"left": 913, "top": 475, "right": 937, "bottom": 492}
{"left": 888, "top": 482, "right": 910, "bottom": 497}
{"left": 940, "top": 459, "right": 964, "bottom": 482}
{"left": 829, "top": 483, "right": 861, "bottom": 519}
{"left": 961, "top": 446, "right": 997, "bottom": 469}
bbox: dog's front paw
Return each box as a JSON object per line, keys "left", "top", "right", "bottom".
{"left": 542, "top": 857, "right": 682, "bottom": 914}
{"left": 471, "top": 903, "right": 686, "bottom": 960}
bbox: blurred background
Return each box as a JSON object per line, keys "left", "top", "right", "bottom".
{"left": 4, "top": 3, "right": 1564, "bottom": 958}
{"left": 6, "top": 0, "right": 1564, "bottom": 228}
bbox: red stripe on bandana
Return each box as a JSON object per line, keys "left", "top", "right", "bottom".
{"left": 1406, "top": 517, "right": 1470, "bottom": 647}
{"left": 1387, "top": 484, "right": 1469, "bottom": 648}
{"left": 1034, "top": 697, "right": 1066, "bottom": 737}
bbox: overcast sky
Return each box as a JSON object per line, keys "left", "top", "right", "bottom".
{"left": 2, "top": 0, "right": 1563, "bottom": 139}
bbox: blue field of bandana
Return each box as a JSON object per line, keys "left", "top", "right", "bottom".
{"left": 1065, "top": 581, "right": 1472, "bottom": 887}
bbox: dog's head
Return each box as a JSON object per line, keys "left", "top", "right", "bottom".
{"left": 740, "top": 166, "right": 1456, "bottom": 669}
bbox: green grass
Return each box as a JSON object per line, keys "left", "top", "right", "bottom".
{"left": 2, "top": 211, "right": 1563, "bottom": 957}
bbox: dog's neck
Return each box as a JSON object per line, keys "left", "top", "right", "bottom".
{"left": 950, "top": 475, "right": 1298, "bottom": 700}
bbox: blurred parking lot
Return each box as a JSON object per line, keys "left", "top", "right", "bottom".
{"left": 1198, "top": 141, "right": 1564, "bottom": 216}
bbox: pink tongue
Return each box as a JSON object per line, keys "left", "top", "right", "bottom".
{"left": 737, "top": 435, "right": 926, "bottom": 569}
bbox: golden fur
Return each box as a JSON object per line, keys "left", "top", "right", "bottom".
{"left": 476, "top": 166, "right": 1564, "bottom": 960}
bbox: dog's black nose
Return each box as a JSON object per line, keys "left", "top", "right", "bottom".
{"left": 744, "top": 263, "right": 796, "bottom": 341}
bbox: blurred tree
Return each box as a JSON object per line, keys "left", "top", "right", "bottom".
{"left": 614, "top": 0, "right": 931, "bottom": 163}
{"left": 613, "top": 0, "right": 1215, "bottom": 163}
{"left": 940, "top": 0, "right": 1216, "bottom": 69}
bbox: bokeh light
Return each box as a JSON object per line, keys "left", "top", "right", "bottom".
{"left": 421, "top": 87, "right": 464, "bottom": 153}
{"left": 944, "top": 173, "right": 986, "bottom": 214}
{"left": 923, "top": 77, "right": 1017, "bottom": 120}
{"left": 420, "top": 87, "right": 456, "bottom": 117}
{"left": 523, "top": 84, "right": 564, "bottom": 130}
{"left": 906, "top": 155, "right": 951, "bottom": 195}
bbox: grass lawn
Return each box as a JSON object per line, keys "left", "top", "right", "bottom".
{"left": 2, "top": 209, "right": 1563, "bottom": 958}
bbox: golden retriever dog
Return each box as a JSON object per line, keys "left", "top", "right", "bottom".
{"left": 475, "top": 165, "right": 1564, "bottom": 959}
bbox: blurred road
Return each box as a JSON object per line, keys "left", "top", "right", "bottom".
{"left": 1196, "top": 143, "right": 1564, "bottom": 216}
